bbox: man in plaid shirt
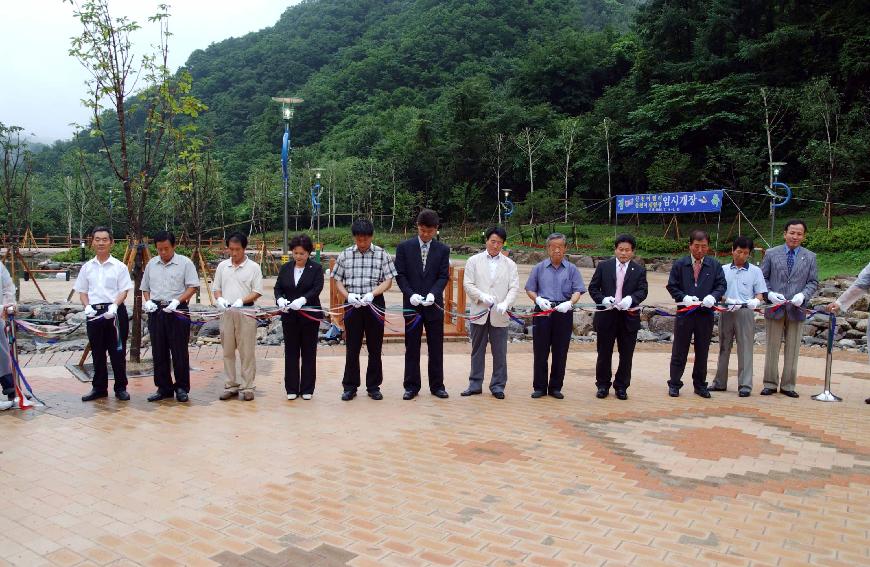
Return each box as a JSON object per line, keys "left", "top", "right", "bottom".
{"left": 332, "top": 218, "right": 398, "bottom": 400}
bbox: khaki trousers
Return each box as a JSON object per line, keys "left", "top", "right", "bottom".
{"left": 220, "top": 310, "right": 257, "bottom": 393}
{"left": 763, "top": 317, "right": 804, "bottom": 392}
{"left": 713, "top": 309, "right": 755, "bottom": 391}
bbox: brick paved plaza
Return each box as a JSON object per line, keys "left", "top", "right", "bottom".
{"left": 2, "top": 343, "right": 869, "bottom": 566}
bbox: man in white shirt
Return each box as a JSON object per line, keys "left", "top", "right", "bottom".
{"left": 213, "top": 232, "right": 263, "bottom": 401}
{"left": 0, "top": 262, "right": 17, "bottom": 410}
{"left": 74, "top": 227, "right": 134, "bottom": 402}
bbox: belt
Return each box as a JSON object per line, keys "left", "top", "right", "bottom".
{"left": 155, "top": 301, "right": 188, "bottom": 308}
{"left": 90, "top": 303, "right": 112, "bottom": 310}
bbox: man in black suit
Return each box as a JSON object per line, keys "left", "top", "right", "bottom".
{"left": 395, "top": 209, "right": 451, "bottom": 399}
{"left": 588, "top": 234, "right": 648, "bottom": 400}
{"left": 666, "top": 229, "right": 727, "bottom": 398}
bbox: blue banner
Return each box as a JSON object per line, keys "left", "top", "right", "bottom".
{"left": 616, "top": 190, "right": 723, "bottom": 214}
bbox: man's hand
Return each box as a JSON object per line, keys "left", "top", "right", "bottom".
{"left": 826, "top": 301, "right": 840, "bottom": 314}
{"left": 347, "top": 293, "right": 362, "bottom": 307}
{"left": 746, "top": 298, "right": 761, "bottom": 310}
{"left": 143, "top": 300, "right": 158, "bottom": 313}
{"left": 617, "top": 296, "right": 632, "bottom": 311}
{"left": 727, "top": 304, "right": 742, "bottom": 312}
{"left": 768, "top": 292, "right": 787, "bottom": 305}
{"left": 535, "top": 297, "right": 553, "bottom": 311}
{"left": 410, "top": 293, "right": 423, "bottom": 306}
{"left": 361, "top": 292, "right": 374, "bottom": 305}
{"left": 702, "top": 295, "right": 716, "bottom": 308}
{"left": 290, "top": 297, "right": 306, "bottom": 311}
{"left": 164, "top": 299, "right": 180, "bottom": 313}
{"left": 495, "top": 300, "right": 509, "bottom": 315}
{"left": 84, "top": 305, "right": 97, "bottom": 318}
{"left": 231, "top": 298, "right": 244, "bottom": 309}
{"left": 555, "top": 300, "right": 573, "bottom": 313}
{"left": 422, "top": 293, "right": 435, "bottom": 307}
{"left": 104, "top": 303, "right": 118, "bottom": 320}
{"left": 216, "top": 297, "right": 229, "bottom": 310}
{"left": 601, "top": 296, "right": 616, "bottom": 309}
{"left": 682, "top": 295, "right": 700, "bottom": 306}
{"left": 479, "top": 293, "right": 496, "bottom": 306}
{"left": 791, "top": 292, "right": 805, "bottom": 307}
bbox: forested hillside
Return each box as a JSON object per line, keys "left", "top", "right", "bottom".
{"left": 22, "top": 0, "right": 870, "bottom": 237}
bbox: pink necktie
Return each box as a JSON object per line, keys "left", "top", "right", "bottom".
{"left": 615, "top": 262, "right": 626, "bottom": 302}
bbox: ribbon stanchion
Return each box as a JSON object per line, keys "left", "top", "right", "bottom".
{"left": 812, "top": 310, "right": 842, "bottom": 402}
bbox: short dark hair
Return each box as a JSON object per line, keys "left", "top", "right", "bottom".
{"left": 732, "top": 236, "right": 753, "bottom": 251}
{"left": 783, "top": 219, "right": 807, "bottom": 233}
{"left": 614, "top": 234, "right": 636, "bottom": 250}
{"left": 289, "top": 233, "right": 314, "bottom": 253}
{"left": 485, "top": 226, "right": 507, "bottom": 242}
{"left": 351, "top": 218, "right": 375, "bottom": 236}
{"left": 91, "top": 226, "right": 113, "bottom": 240}
{"left": 153, "top": 230, "right": 176, "bottom": 246}
{"left": 226, "top": 231, "right": 248, "bottom": 248}
{"left": 416, "top": 209, "right": 440, "bottom": 228}
{"left": 688, "top": 229, "right": 709, "bottom": 244}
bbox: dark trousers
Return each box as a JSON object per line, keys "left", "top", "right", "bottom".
{"left": 532, "top": 309, "right": 573, "bottom": 393}
{"left": 595, "top": 317, "right": 638, "bottom": 391}
{"left": 403, "top": 315, "right": 444, "bottom": 393}
{"left": 669, "top": 313, "right": 714, "bottom": 390}
{"left": 283, "top": 316, "right": 319, "bottom": 395}
{"left": 0, "top": 373, "right": 13, "bottom": 400}
{"left": 86, "top": 304, "right": 129, "bottom": 393}
{"left": 148, "top": 306, "right": 192, "bottom": 394}
{"left": 342, "top": 300, "right": 385, "bottom": 392}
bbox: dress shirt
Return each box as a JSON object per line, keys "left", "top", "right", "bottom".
{"left": 0, "top": 263, "right": 15, "bottom": 305}
{"left": 332, "top": 244, "right": 397, "bottom": 294}
{"left": 723, "top": 262, "right": 767, "bottom": 302}
{"left": 524, "top": 259, "right": 585, "bottom": 301}
{"left": 212, "top": 257, "right": 263, "bottom": 304}
{"left": 487, "top": 253, "right": 502, "bottom": 280}
{"left": 74, "top": 255, "right": 133, "bottom": 304}
{"left": 141, "top": 253, "right": 200, "bottom": 302}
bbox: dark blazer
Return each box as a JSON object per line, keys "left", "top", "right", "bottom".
{"left": 395, "top": 237, "right": 450, "bottom": 322}
{"left": 589, "top": 258, "right": 648, "bottom": 332}
{"left": 274, "top": 260, "right": 324, "bottom": 322}
{"left": 666, "top": 255, "right": 727, "bottom": 315}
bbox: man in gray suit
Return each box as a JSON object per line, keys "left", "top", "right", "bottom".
{"left": 761, "top": 219, "right": 818, "bottom": 398}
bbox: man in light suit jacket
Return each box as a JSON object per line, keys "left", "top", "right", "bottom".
{"left": 761, "top": 219, "right": 818, "bottom": 398}
{"left": 588, "top": 234, "right": 648, "bottom": 400}
{"left": 395, "top": 209, "right": 451, "bottom": 400}
{"left": 461, "top": 226, "right": 519, "bottom": 399}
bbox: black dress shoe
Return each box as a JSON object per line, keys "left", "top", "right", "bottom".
{"left": 147, "top": 390, "right": 173, "bottom": 402}
{"left": 709, "top": 386, "right": 727, "bottom": 392}
{"left": 738, "top": 390, "right": 751, "bottom": 398}
{"left": 780, "top": 389, "right": 799, "bottom": 398}
{"left": 549, "top": 391, "right": 564, "bottom": 400}
{"left": 403, "top": 390, "right": 417, "bottom": 400}
{"left": 694, "top": 388, "right": 712, "bottom": 399}
{"left": 341, "top": 390, "right": 357, "bottom": 401}
{"left": 760, "top": 387, "right": 777, "bottom": 396}
{"left": 81, "top": 389, "right": 108, "bottom": 402}
{"left": 668, "top": 385, "right": 680, "bottom": 397}
{"left": 175, "top": 389, "right": 189, "bottom": 402}
{"left": 461, "top": 388, "right": 482, "bottom": 396}
{"left": 432, "top": 389, "right": 449, "bottom": 399}
{"left": 115, "top": 390, "right": 130, "bottom": 401}
{"left": 367, "top": 390, "right": 383, "bottom": 400}
{"left": 531, "top": 391, "right": 545, "bottom": 399}
{"left": 596, "top": 387, "right": 609, "bottom": 399}
{"left": 615, "top": 390, "right": 628, "bottom": 400}
{"left": 866, "top": 397, "right": 870, "bottom": 404}
{"left": 492, "top": 391, "right": 505, "bottom": 399}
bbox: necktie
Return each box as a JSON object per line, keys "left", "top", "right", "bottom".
{"left": 787, "top": 249, "right": 795, "bottom": 274}
{"left": 615, "top": 262, "right": 626, "bottom": 302}
{"left": 693, "top": 260, "right": 701, "bottom": 283}
{"left": 421, "top": 242, "right": 429, "bottom": 270}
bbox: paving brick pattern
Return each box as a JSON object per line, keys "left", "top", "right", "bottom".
{"left": 1, "top": 345, "right": 868, "bottom": 566}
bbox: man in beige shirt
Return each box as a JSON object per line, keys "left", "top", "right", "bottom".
{"left": 213, "top": 232, "right": 263, "bottom": 401}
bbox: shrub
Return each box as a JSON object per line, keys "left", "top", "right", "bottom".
{"left": 804, "top": 219, "right": 870, "bottom": 252}
{"left": 634, "top": 236, "right": 686, "bottom": 255}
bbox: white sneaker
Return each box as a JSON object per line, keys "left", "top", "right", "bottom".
{"left": 302, "top": 394, "right": 312, "bottom": 400}
{"left": 0, "top": 400, "right": 13, "bottom": 411}
{"left": 287, "top": 394, "right": 297, "bottom": 400}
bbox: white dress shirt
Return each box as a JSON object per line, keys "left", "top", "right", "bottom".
{"left": 74, "top": 255, "right": 133, "bottom": 304}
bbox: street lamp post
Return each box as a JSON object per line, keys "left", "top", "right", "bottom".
{"left": 767, "top": 161, "right": 788, "bottom": 242}
{"left": 271, "top": 96, "right": 304, "bottom": 257}
{"left": 311, "top": 169, "right": 324, "bottom": 263}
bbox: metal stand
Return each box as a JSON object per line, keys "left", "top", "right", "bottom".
{"left": 812, "top": 313, "right": 842, "bottom": 402}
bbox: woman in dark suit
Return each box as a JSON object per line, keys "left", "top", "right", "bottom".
{"left": 274, "top": 234, "right": 324, "bottom": 400}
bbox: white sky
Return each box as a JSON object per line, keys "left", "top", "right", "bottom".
{"left": 1, "top": 0, "right": 300, "bottom": 143}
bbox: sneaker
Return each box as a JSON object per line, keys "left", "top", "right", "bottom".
{"left": 287, "top": 394, "right": 297, "bottom": 400}
{"left": 0, "top": 400, "right": 13, "bottom": 411}
{"left": 302, "top": 394, "right": 312, "bottom": 400}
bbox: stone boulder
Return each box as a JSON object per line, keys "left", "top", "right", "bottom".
{"left": 572, "top": 310, "right": 594, "bottom": 336}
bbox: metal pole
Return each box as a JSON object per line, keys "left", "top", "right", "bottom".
{"left": 283, "top": 122, "right": 290, "bottom": 255}
{"left": 813, "top": 312, "right": 842, "bottom": 402}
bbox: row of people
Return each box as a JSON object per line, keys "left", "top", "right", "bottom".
{"left": 2, "top": 214, "right": 864, "bottom": 408}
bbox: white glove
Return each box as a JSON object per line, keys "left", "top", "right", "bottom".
{"left": 479, "top": 293, "right": 496, "bottom": 306}
{"left": 495, "top": 300, "right": 509, "bottom": 315}
{"left": 277, "top": 297, "right": 290, "bottom": 311}
{"left": 601, "top": 296, "right": 616, "bottom": 309}
{"left": 216, "top": 297, "right": 229, "bottom": 310}
{"left": 702, "top": 295, "right": 716, "bottom": 308}
{"left": 361, "top": 292, "right": 374, "bottom": 305}
{"left": 768, "top": 292, "right": 787, "bottom": 305}
{"left": 556, "top": 300, "right": 573, "bottom": 313}
{"left": 422, "top": 293, "right": 435, "bottom": 306}
{"left": 617, "top": 296, "right": 632, "bottom": 311}
{"left": 746, "top": 298, "right": 761, "bottom": 310}
{"left": 164, "top": 299, "right": 180, "bottom": 313}
{"left": 535, "top": 297, "right": 553, "bottom": 311}
{"left": 4, "top": 303, "right": 14, "bottom": 315}
{"left": 410, "top": 293, "right": 423, "bottom": 306}
{"left": 347, "top": 293, "right": 362, "bottom": 307}
{"left": 84, "top": 305, "right": 97, "bottom": 318}
{"left": 791, "top": 292, "right": 804, "bottom": 307}
{"left": 104, "top": 303, "right": 118, "bottom": 320}
{"left": 290, "top": 297, "right": 306, "bottom": 311}
{"left": 231, "top": 298, "right": 244, "bottom": 309}
{"left": 143, "top": 300, "right": 158, "bottom": 313}
{"left": 682, "top": 295, "right": 700, "bottom": 306}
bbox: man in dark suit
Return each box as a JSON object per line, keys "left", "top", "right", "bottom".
{"left": 588, "top": 234, "right": 648, "bottom": 400}
{"left": 666, "top": 229, "right": 727, "bottom": 398}
{"left": 395, "top": 209, "right": 451, "bottom": 399}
